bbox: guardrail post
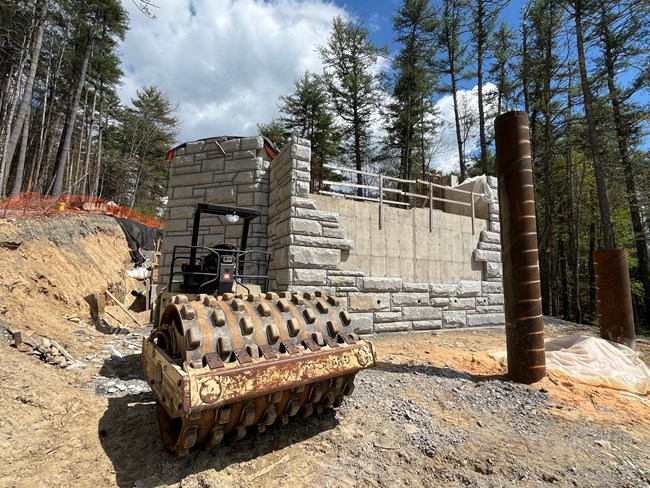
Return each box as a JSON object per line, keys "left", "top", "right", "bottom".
{"left": 379, "top": 174, "right": 384, "bottom": 230}
{"left": 470, "top": 190, "right": 475, "bottom": 235}
{"left": 428, "top": 182, "right": 433, "bottom": 232}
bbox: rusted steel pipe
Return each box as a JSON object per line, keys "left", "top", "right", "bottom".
{"left": 494, "top": 111, "right": 546, "bottom": 384}
{"left": 594, "top": 249, "right": 636, "bottom": 349}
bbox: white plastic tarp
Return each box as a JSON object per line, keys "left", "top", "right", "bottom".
{"left": 456, "top": 175, "right": 498, "bottom": 203}
{"left": 545, "top": 335, "right": 650, "bottom": 395}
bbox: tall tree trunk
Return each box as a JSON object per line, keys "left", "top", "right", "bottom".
{"left": 588, "top": 219, "right": 597, "bottom": 320}
{"left": 566, "top": 119, "right": 582, "bottom": 323}
{"left": 450, "top": 71, "right": 465, "bottom": 180}
{"left": 559, "top": 239, "right": 569, "bottom": 318}
{"left": 2, "top": 0, "right": 50, "bottom": 194}
{"left": 521, "top": 9, "right": 530, "bottom": 115}
{"left": 9, "top": 109, "right": 31, "bottom": 196}
{"left": 82, "top": 89, "right": 97, "bottom": 196}
{"left": 476, "top": 0, "right": 488, "bottom": 175}
{"left": 573, "top": 0, "right": 615, "bottom": 248}
{"left": 353, "top": 105, "right": 363, "bottom": 197}
{"left": 50, "top": 24, "right": 95, "bottom": 196}
{"left": 600, "top": 10, "right": 650, "bottom": 328}
{"left": 92, "top": 114, "right": 104, "bottom": 199}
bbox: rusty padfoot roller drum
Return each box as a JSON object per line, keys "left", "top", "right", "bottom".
{"left": 142, "top": 290, "right": 376, "bottom": 457}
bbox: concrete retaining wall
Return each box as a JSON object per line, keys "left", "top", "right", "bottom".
{"left": 312, "top": 195, "right": 487, "bottom": 283}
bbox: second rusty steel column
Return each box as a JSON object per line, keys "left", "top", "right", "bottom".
{"left": 594, "top": 249, "right": 636, "bottom": 349}
{"left": 494, "top": 111, "right": 546, "bottom": 384}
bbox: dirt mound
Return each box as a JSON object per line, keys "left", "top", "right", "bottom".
{"left": 0, "top": 215, "right": 143, "bottom": 351}
{"left": 0, "top": 215, "right": 648, "bottom": 487}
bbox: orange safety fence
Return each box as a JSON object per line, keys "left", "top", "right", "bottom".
{"left": 0, "top": 192, "right": 163, "bottom": 228}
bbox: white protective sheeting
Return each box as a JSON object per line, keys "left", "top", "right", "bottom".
{"left": 545, "top": 335, "right": 650, "bottom": 395}
{"left": 126, "top": 266, "right": 151, "bottom": 280}
{"left": 457, "top": 175, "right": 498, "bottom": 202}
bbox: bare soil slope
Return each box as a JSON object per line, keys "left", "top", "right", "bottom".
{"left": 0, "top": 215, "right": 648, "bottom": 488}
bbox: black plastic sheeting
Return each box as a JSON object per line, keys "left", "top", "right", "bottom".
{"left": 114, "top": 217, "right": 163, "bottom": 266}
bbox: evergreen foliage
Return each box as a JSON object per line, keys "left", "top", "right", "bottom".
{"left": 317, "top": 16, "right": 388, "bottom": 196}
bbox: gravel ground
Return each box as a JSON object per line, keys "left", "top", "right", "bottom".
{"left": 82, "top": 322, "right": 650, "bottom": 488}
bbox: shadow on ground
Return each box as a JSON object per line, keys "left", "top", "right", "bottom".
{"left": 375, "top": 360, "right": 506, "bottom": 383}
{"left": 98, "top": 357, "right": 340, "bottom": 487}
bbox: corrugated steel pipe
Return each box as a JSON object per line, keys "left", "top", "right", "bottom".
{"left": 594, "top": 249, "right": 636, "bottom": 350}
{"left": 494, "top": 111, "right": 546, "bottom": 384}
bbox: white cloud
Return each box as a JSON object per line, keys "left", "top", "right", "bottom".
{"left": 430, "top": 83, "right": 498, "bottom": 174}
{"left": 119, "top": 0, "right": 347, "bottom": 143}
{"left": 119, "top": 4, "right": 499, "bottom": 173}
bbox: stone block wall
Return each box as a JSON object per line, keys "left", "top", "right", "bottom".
{"left": 266, "top": 138, "right": 354, "bottom": 291}
{"left": 160, "top": 135, "right": 505, "bottom": 334}
{"left": 159, "top": 136, "right": 272, "bottom": 287}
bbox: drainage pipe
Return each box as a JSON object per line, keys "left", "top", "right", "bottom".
{"left": 494, "top": 111, "right": 546, "bottom": 384}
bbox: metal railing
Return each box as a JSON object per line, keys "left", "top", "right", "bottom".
{"left": 319, "top": 164, "right": 478, "bottom": 234}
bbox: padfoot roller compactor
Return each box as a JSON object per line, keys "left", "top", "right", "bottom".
{"left": 142, "top": 204, "right": 376, "bottom": 457}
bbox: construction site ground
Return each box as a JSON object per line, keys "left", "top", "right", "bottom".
{"left": 0, "top": 214, "right": 648, "bottom": 488}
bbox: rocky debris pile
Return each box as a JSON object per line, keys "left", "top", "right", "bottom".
{"left": 90, "top": 326, "right": 152, "bottom": 398}
{"left": 92, "top": 375, "right": 151, "bottom": 397}
{"left": 8, "top": 327, "right": 85, "bottom": 369}
{"left": 336, "top": 357, "right": 649, "bottom": 488}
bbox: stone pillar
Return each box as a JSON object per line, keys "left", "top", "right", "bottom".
{"left": 267, "top": 138, "right": 353, "bottom": 292}
{"left": 159, "top": 136, "right": 271, "bottom": 288}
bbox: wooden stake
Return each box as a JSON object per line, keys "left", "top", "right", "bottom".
{"left": 105, "top": 290, "right": 143, "bottom": 327}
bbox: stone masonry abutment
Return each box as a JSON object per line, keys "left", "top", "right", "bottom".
{"left": 161, "top": 136, "right": 505, "bottom": 334}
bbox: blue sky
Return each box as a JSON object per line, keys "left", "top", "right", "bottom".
{"left": 118, "top": 0, "right": 529, "bottom": 173}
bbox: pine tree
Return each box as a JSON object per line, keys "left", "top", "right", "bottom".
{"left": 570, "top": 0, "right": 616, "bottom": 249}
{"left": 386, "top": 0, "right": 439, "bottom": 191}
{"left": 434, "top": 0, "right": 473, "bottom": 180}
{"left": 488, "top": 20, "right": 517, "bottom": 115}
{"left": 1, "top": 0, "right": 50, "bottom": 196}
{"left": 49, "top": 0, "right": 128, "bottom": 196}
{"left": 278, "top": 71, "right": 341, "bottom": 191}
{"left": 595, "top": 0, "right": 650, "bottom": 326}
{"left": 318, "top": 16, "right": 387, "bottom": 196}
{"left": 469, "top": 0, "right": 508, "bottom": 175}
{"left": 524, "top": 0, "right": 570, "bottom": 315}
{"left": 115, "top": 86, "right": 178, "bottom": 214}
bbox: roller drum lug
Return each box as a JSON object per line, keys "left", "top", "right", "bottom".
{"left": 233, "top": 426, "right": 247, "bottom": 442}
{"left": 206, "top": 426, "right": 224, "bottom": 449}
{"left": 300, "top": 404, "right": 314, "bottom": 418}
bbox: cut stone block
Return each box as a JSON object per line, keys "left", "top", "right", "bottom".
{"left": 374, "top": 321, "right": 412, "bottom": 333}
{"left": 350, "top": 313, "right": 374, "bottom": 335}
{"left": 456, "top": 280, "right": 481, "bottom": 297}
{"left": 348, "top": 293, "right": 391, "bottom": 312}
{"left": 443, "top": 311, "right": 467, "bottom": 328}
{"left": 467, "top": 313, "right": 505, "bottom": 327}
{"left": 392, "top": 293, "right": 429, "bottom": 307}
{"left": 412, "top": 320, "right": 442, "bottom": 330}
{"left": 430, "top": 284, "right": 457, "bottom": 297}
{"left": 401, "top": 307, "right": 442, "bottom": 320}
{"left": 360, "top": 277, "right": 403, "bottom": 292}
